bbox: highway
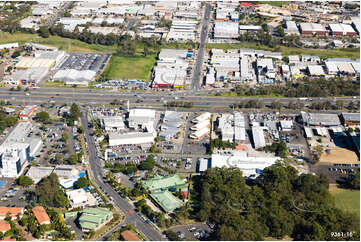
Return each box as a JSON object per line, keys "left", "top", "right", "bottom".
{"left": 80, "top": 111, "right": 164, "bottom": 241}
{"left": 0, "top": 88, "right": 357, "bottom": 108}
{"left": 191, "top": 3, "right": 211, "bottom": 91}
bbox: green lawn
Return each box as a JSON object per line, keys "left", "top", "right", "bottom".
{"left": 0, "top": 31, "right": 118, "bottom": 53}
{"left": 206, "top": 42, "right": 360, "bottom": 60}
{"left": 258, "top": 1, "right": 285, "bottom": 7}
{"left": 101, "top": 54, "right": 157, "bottom": 81}
{"left": 330, "top": 186, "right": 360, "bottom": 218}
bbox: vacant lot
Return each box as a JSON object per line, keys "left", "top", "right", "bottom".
{"left": 319, "top": 147, "right": 359, "bottom": 164}
{"left": 206, "top": 42, "right": 360, "bottom": 60}
{"left": 101, "top": 54, "right": 157, "bottom": 81}
{"left": 329, "top": 184, "right": 360, "bottom": 219}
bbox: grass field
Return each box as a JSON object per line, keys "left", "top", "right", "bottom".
{"left": 101, "top": 54, "right": 157, "bottom": 81}
{"left": 258, "top": 1, "right": 285, "bottom": 7}
{"left": 329, "top": 185, "right": 360, "bottom": 218}
{"left": 0, "top": 31, "right": 118, "bottom": 53}
{"left": 206, "top": 42, "right": 360, "bottom": 60}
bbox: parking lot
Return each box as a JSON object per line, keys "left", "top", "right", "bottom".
{"left": 170, "top": 223, "right": 213, "bottom": 240}
{"left": 59, "top": 53, "right": 111, "bottom": 74}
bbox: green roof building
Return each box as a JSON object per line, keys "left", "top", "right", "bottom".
{"left": 79, "top": 207, "right": 113, "bottom": 232}
{"left": 149, "top": 190, "right": 184, "bottom": 213}
{"left": 142, "top": 174, "right": 186, "bottom": 192}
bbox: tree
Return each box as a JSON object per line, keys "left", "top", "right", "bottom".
{"left": 165, "top": 230, "right": 181, "bottom": 241}
{"left": 35, "top": 111, "right": 51, "bottom": 123}
{"left": 139, "top": 155, "right": 155, "bottom": 171}
{"left": 70, "top": 103, "right": 81, "bottom": 121}
{"left": 17, "top": 175, "right": 34, "bottom": 186}
{"left": 68, "top": 153, "right": 78, "bottom": 164}
{"left": 38, "top": 26, "right": 50, "bottom": 38}
{"left": 74, "top": 177, "right": 89, "bottom": 189}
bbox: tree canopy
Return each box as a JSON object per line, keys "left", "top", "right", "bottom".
{"left": 35, "top": 111, "right": 51, "bottom": 123}
{"left": 35, "top": 173, "right": 69, "bottom": 208}
{"left": 191, "top": 163, "right": 360, "bottom": 240}
{"left": 17, "top": 175, "right": 34, "bottom": 186}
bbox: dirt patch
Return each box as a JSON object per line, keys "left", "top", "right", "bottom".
{"left": 319, "top": 147, "right": 359, "bottom": 164}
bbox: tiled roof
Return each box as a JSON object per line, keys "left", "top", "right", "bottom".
{"left": 32, "top": 206, "right": 51, "bottom": 225}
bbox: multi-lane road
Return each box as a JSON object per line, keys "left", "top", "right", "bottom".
{"left": 81, "top": 111, "right": 164, "bottom": 241}
{"left": 0, "top": 88, "right": 357, "bottom": 109}
{"left": 191, "top": 3, "right": 211, "bottom": 91}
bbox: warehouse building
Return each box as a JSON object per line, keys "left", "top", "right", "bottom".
{"left": 240, "top": 56, "right": 253, "bottom": 81}
{"left": 101, "top": 116, "right": 125, "bottom": 131}
{"left": 8, "top": 67, "right": 48, "bottom": 86}
{"left": 108, "top": 132, "right": 156, "bottom": 146}
{"left": 197, "top": 158, "right": 210, "bottom": 173}
{"left": 211, "top": 151, "right": 280, "bottom": 177}
{"left": 128, "top": 109, "right": 155, "bottom": 130}
{"left": 251, "top": 126, "right": 266, "bottom": 149}
{"left": 159, "top": 111, "right": 183, "bottom": 141}
{"left": 340, "top": 113, "right": 360, "bottom": 126}
{"left": 325, "top": 61, "right": 339, "bottom": 75}
{"left": 213, "top": 21, "right": 239, "bottom": 39}
{"left": 53, "top": 69, "right": 96, "bottom": 86}
{"left": 16, "top": 57, "right": 55, "bottom": 69}
{"left": 329, "top": 23, "right": 357, "bottom": 36}
{"left": 307, "top": 65, "right": 325, "bottom": 76}
{"left": 234, "top": 112, "right": 246, "bottom": 142}
{"left": 217, "top": 114, "right": 234, "bottom": 142}
{"left": 300, "top": 111, "right": 341, "bottom": 126}
{"left": 239, "top": 25, "right": 261, "bottom": 34}
{"left": 285, "top": 21, "right": 299, "bottom": 35}
{"left": 299, "top": 23, "right": 326, "bottom": 35}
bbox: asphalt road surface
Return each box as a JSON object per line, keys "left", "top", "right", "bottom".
{"left": 191, "top": 3, "right": 211, "bottom": 91}
{"left": 80, "top": 111, "right": 164, "bottom": 241}
{"left": 0, "top": 88, "right": 356, "bottom": 108}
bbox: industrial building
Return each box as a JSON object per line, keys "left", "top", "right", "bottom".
{"left": 300, "top": 111, "right": 341, "bottom": 126}
{"left": 16, "top": 56, "right": 55, "bottom": 69}
{"left": 251, "top": 126, "right": 266, "bottom": 149}
{"left": 285, "top": 21, "right": 299, "bottom": 35}
{"left": 299, "top": 22, "right": 326, "bottom": 35}
{"left": 217, "top": 114, "right": 234, "bottom": 142}
{"left": 108, "top": 132, "right": 156, "bottom": 146}
{"left": 101, "top": 116, "right": 125, "bottom": 131}
{"left": 234, "top": 112, "right": 246, "bottom": 142}
{"left": 329, "top": 23, "right": 357, "bottom": 36}
{"left": 159, "top": 111, "right": 183, "bottom": 141}
{"left": 166, "top": 20, "right": 198, "bottom": 42}
{"left": 152, "top": 49, "right": 190, "bottom": 88}
{"left": 307, "top": 65, "right": 325, "bottom": 76}
{"left": 53, "top": 69, "right": 96, "bottom": 86}
{"left": 213, "top": 21, "right": 239, "bottom": 39}
{"left": 8, "top": 67, "right": 48, "bottom": 86}
{"left": 197, "top": 158, "right": 210, "bottom": 173}
{"left": 211, "top": 151, "right": 280, "bottom": 177}
{"left": 340, "top": 113, "right": 360, "bottom": 126}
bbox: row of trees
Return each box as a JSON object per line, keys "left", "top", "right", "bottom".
{"left": 165, "top": 101, "right": 194, "bottom": 108}
{"left": 191, "top": 164, "right": 360, "bottom": 240}
{"left": 232, "top": 77, "right": 360, "bottom": 98}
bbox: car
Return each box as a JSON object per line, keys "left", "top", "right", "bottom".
{"left": 194, "top": 232, "right": 200, "bottom": 237}
{"left": 145, "top": 220, "right": 150, "bottom": 224}
{"left": 189, "top": 227, "right": 196, "bottom": 232}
